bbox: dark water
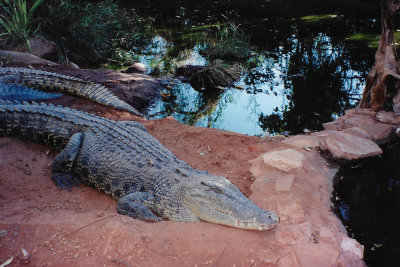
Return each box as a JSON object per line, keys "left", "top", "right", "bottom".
{"left": 121, "top": 0, "right": 380, "bottom": 135}
{"left": 333, "top": 142, "right": 400, "bottom": 267}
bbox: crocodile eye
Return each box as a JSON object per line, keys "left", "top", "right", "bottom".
{"left": 200, "top": 181, "right": 223, "bottom": 194}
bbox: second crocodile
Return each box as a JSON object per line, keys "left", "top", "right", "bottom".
{"left": 0, "top": 67, "right": 142, "bottom": 116}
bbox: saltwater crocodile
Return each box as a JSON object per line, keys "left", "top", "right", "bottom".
{"left": 0, "top": 100, "right": 279, "bottom": 230}
{"left": 0, "top": 67, "right": 142, "bottom": 116}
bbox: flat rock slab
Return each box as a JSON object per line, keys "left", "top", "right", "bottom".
{"left": 325, "top": 132, "right": 383, "bottom": 160}
{"left": 376, "top": 111, "right": 400, "bottom": 125}
{"left": 281, "top": 135, "right": 320, "bottom": 149}
{"left": 342, "top": 127, "right": 372, "bottom": 140}
{"left": 275, "top": 174, "right": 295, "bottom": 192}
{"left": 357, "top": 123, "right": 393, "bottom": 143}
{"left": 263, "top": 149, "right": 306, "bottom": 172}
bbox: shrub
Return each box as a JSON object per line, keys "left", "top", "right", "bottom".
{"left": 204, "top": 23, "right": 252, "bottom": 61}
{"left": 0, "top": 0, "right": 45, "bottom": 51}
{"left": 39, "top": 0, "right": 148, "bottom": 66}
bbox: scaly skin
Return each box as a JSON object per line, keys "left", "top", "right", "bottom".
{"left": 0, "top": 82, "right": 62, "bottom": 101}
{"left": 0, "top": 100, "right": 279, "bottom": 230}
{"left": 0, "top": 67, "right": 142, "bottom": 116}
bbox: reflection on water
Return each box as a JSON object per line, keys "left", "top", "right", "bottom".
{"left": 123, "top": 0, "right": 379, "bottom": 135}
{"left": 333, "top": 142, "right": 400, "bottom": 267}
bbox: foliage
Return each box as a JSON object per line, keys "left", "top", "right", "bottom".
{"left": 204, "top": 22, "right": 251, "bottom": 61}
{"left": 0, "top": 0, "right": 45, "bottom": 51}
{"left": 40, "top": 0, "right": 149, "bottom": 66}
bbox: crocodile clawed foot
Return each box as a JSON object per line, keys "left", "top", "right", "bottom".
{"left": 52, "top": 172, "right": 79, "bottom": 191}
{"left": 117, "top": 192, "right": 162, "bottom": 222}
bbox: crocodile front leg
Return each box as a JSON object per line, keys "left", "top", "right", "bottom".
{"left": 117, "top": 192, "right": 162, "bottom": 222}
{"left": 52, "top": 132, "right": 84, "bottom": 190}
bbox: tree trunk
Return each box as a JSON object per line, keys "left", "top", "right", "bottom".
{"left": 359, "top": 0, "right": 400, "bottom": 113}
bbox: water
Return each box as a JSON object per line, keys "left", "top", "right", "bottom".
{"left": 121, "top": 0, "right": 380, "bottom": 135}
{"left": 333, "top": 142, "right": 400, "bottom": 267}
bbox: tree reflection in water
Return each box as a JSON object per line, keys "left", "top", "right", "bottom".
{"left": 126, "top": 0, "right": 379, "bottom": 135}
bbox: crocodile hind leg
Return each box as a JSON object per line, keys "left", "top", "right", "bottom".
{"left": 52, "top": 132, "right": 84, "bottom": 190}
{"left": 117, "top": 192, "right": 162, "bottom": 222}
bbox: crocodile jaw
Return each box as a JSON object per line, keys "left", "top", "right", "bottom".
{"left": 183, "top": 177, "right": 279, "bottom": 231}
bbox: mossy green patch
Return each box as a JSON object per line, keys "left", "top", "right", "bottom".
{"left": 300, "top": 14, "right": 338, "bottom": 23}
{"left": 345, "top": 33, "right": 380, "bottom": 48}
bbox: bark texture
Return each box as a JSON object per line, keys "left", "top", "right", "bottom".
{"left": 359, "top": 0, "right": 400, "bottom": 113}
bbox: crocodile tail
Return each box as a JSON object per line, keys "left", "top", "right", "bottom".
{"left": 0, "top": 100, "right": 84, "bottom": 149}
{"left": 0, "top": 67, "right": 143, "bottom": 116}
{"left": 0, "top": 83, "right": 63, "bottom": 101}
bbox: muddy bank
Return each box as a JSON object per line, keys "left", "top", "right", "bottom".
{"left": 0, "top": 55, "right": 366, "bottom": 266}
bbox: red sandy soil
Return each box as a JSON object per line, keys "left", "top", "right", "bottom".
{"left": 0, "top": 58, "right": 364, "bottom": 266}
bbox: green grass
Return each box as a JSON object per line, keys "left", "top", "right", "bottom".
{"left": 0, "top": 0, "right": 45, "bottom": 51}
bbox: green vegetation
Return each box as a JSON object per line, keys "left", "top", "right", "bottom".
{"left": 0, "top": 0, "right": 150, "bottom": 67}
{"left": 300, "top": 14, "right": 338, "bottom": 23}
{"left": 204, "top": 22, "right": 252, "bottom": 61}
{"left": 345, "top": 33, "right": 380, "bottom": 48}
{"left": 0, "top": 0, "right": 45, "bottom": 51}
{"left": 40, "top": 0, "right": 149, "bottom": 66}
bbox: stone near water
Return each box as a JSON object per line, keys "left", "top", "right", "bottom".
{"left": 262, "top": 149, "right": 306, "bottom": 173}
{"left": 376, "top": 111, "right": 400, "bottom": 125}
{"left": 357, "top": 123, "right": 393, "bottom": 143}
{"left": 340, "top": 237, "right": 364, "bottom": 260}
{"left": 122, "top": 62, "right": 147, "bottom": 74}
{"left": 342, "top": 127, "right": 372, "bottom": 140}
{"left": 281, "top": 135, "right": 320, "bottom": 149}
{"left": 293, "top": 243, "right": 340, "bottom": 267}
{"left": 325, "top": 132, "right": 382, "bottom": 160}
{"left": 345, "top": 108, "right": 376, "bottom": 116}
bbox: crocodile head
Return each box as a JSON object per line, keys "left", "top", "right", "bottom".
{"left": 183, "top": 176, "right": 279, "bottom": 231}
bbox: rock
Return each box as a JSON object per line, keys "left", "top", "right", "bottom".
{"left": 342, "top": 127, "right": 372, "bottom": 140}
{"left": 275, "top": 174, "right": 295, "bottom": 192}
{"left": 0, "top": 50, "right": 58, "bottom": 66}
{"left": 325, "top": 132, "right": 382, "bottom": 160}
{"left": 0, "top": 229, "right": 7, "bottom": 237}
{"left": 293, "top": 243, "right": 340, "bottom": 267}
{"left": 345, "top": 108, "right": 376, "bottom": 116}
{"left": 376, "top": 111, "right": 400, "bottom": 125}
{"left": 357, "top": 123, "right": 393, "bottom": 143}
{"left": 312, "top": 130, "right": 338, "bottom": 137}
{"left": 30, "top": 38, "right": 57, "bottom": 59}
{"left": 68, "top": 62, "right": 80, "bottom": 69}
{"left": 277, "top": 196, "right": 305, "bottom": 223}
{"left": 344, "top": 115, "right": 376, "bottom": 129}
{"left": 263, "top": 149, "right": 306, "bottom": 172}
{"left": 277, "top": 248, "right": 301, "bottom": 266}
{"left": 340, "top": 237, "right": 363, "bottom": 260}
{"left": 15, "top": 37, "right": 57, "bottom": 59}
{"left": 323, "top": 119, "right": 346, "bottom": 131}
{"left": 274, "top": 222, "right": 313, "bottom": 245}
{"left": 281, "top": 135, "right": 320, "bottom": 149}
{"left": 122, "top": 62, "right": 147, "bottom": 74}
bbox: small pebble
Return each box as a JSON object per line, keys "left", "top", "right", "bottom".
{"left": 0, "top": 230, "right": 7, "bottom": 238}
